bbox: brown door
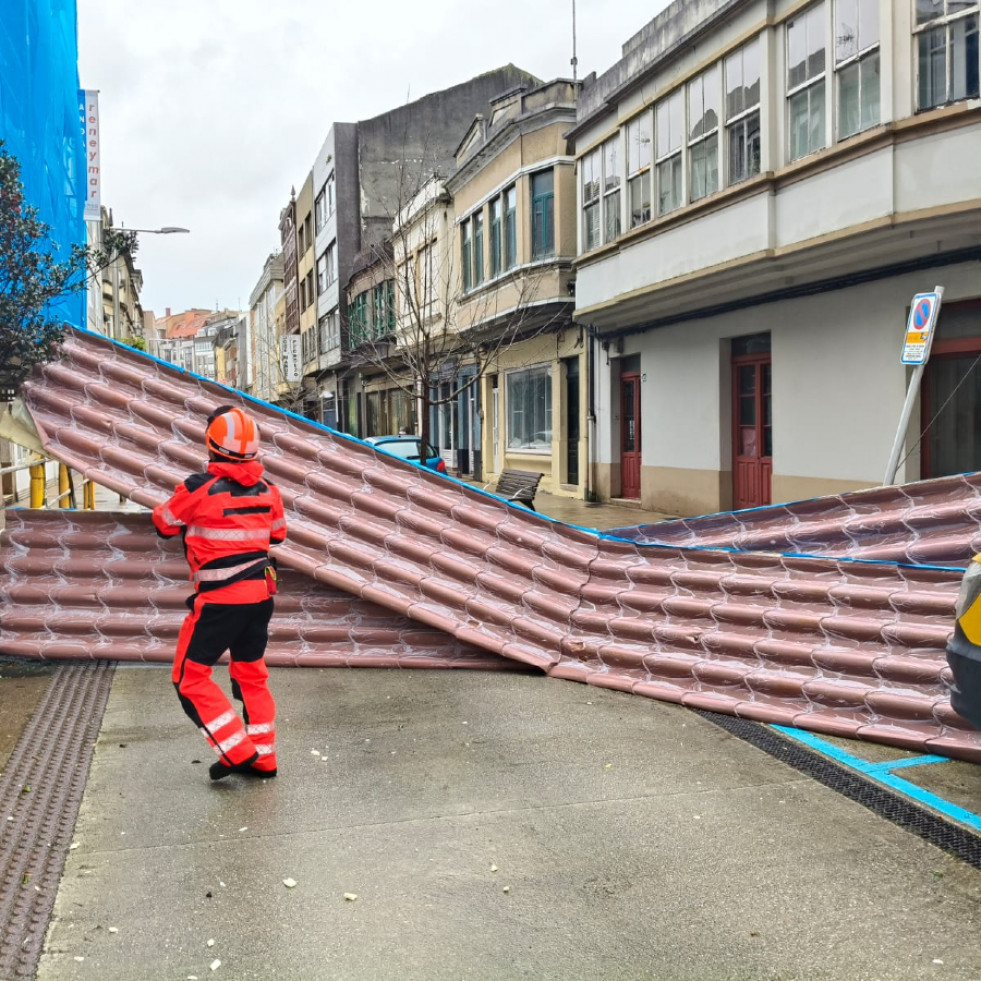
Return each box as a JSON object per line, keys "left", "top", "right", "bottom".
{"left": 732, "top": 354, "right": 772, "bottom": 510}
{"left": 620, "top": 371, "right": 641, "bottom": 498}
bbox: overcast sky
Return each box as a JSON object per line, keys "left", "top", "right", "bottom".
{"left": 76, "top": 0, "right": 672, "bottom": 317}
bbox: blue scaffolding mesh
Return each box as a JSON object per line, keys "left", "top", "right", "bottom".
{"left": 0, "top": 0, "right": 85, "bottom": 327}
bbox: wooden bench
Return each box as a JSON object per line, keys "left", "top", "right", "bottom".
{"left": 491, "top": 469, "right": 543, "bottom": 510}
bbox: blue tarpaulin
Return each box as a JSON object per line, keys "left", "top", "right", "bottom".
{"left": 0, "top": 0, "right": 85, "bottom": 327}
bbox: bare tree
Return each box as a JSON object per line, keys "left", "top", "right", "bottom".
{"left": 347, "top": 151, "right": 565, "bottom": 458}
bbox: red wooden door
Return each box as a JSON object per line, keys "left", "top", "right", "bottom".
{"left": 620, "top": 371, "right": 641, "bottom": 498}
{"left": 732, "top": 354, "right": 772, "bottom": 510}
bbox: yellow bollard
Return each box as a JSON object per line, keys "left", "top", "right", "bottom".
{"left": 29, "top": 462, "right": 45, "bottom": 508}
{"left": 84, "top": 480, "right": 96, "bottom": 510}
{"left": 59, "top": 464, "right": 71, "bottom": 509}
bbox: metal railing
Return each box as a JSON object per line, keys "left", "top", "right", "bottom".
{"left": 0, "top": 458, "right": 97, "bottom": 509}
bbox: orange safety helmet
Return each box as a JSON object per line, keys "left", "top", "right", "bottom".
{"left": 205, "top": 405, "right": 260, "bottom": 461}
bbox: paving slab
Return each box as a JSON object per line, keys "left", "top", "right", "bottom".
{"left": 38, "top": 665, "right": 981, "bottom": 981}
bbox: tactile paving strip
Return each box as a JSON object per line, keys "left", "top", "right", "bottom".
{"left": 0, "top": 661, "right": 115, "bottom": 979}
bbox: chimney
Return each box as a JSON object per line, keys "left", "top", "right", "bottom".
{"left": 165, "top": 307, "right": 171, "bottom": 318}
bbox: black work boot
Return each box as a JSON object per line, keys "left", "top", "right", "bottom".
{"left": 209, "top": 752, "right": 260, "bottom": 781}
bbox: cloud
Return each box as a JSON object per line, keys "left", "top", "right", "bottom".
{"left": 78, "top": 0, "right": 670, "bottom": 314}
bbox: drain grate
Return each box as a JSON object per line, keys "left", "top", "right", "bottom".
{"left": 697, "top": 709, "right": 981, "bottom": 869}
{"left": 0, "top": 661, "right": 115, "bottom": 979}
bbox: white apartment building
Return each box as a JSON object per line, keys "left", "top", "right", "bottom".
{"left": 572, "top": 0, "right": 981, "bottom": 516}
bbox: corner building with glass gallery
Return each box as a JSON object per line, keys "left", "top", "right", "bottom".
{"left": 572, "top": 0, "right": 981, "bottom": 516}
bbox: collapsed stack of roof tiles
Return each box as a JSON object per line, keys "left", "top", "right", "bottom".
{"left": 1, "top": 328, "right": 978, "bottom": 762}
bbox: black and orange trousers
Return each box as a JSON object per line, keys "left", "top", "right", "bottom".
{"left": 172, "top": 596, "right": 277, "bottom": 772}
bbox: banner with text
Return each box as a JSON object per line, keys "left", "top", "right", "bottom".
{"left": 281, "top": 334, "right": 301, "bottom": 383}
{"left": 78, "top": 90, "right": 101, "bottom": 222}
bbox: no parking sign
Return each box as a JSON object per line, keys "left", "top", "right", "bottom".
{"left": 901, "top": 290, "right": 943, "bottom": 365}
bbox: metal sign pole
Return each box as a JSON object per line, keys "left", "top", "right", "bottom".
{"left": 882, "top": 285, "right": 944, "bottom": 486}
{"left": 883, "top": 362, "right": 927, "bottom": 486}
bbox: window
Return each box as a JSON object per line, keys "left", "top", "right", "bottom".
{"left": 915, "top": 1, "right": 980, "bottom": 109}
{"left": 836, "top": 0, "right": 881, "bottom": 138}
{"left": 473, "top": 211, "right": 485, "bottom": 285}
{"left": 305, "top": 271, "right": 314, "bottom": 310}
{"left": 531, "top": 169, "right": 555, "bottom": 258}
{"left": 602, "top": 139, "right": 621, "bottom": 242}
{"left": 325, "top": 172, "right": 336, "bottom": 217}
{"left": 504, "top": 185, "right": 517, "bottom": 269}
{"left": 461, "top": 219, "right": 473, "bottom": 292}
{"left": 788, "top": 3, "right": 828, "bottom": 160}
{"left": 349, "top": 292, "right": 369, "bottom": 345}
{"left": 626, "top": 112, "right": 652, "bottom": 227}
{"left": 315, "top": 190, "right": 327, "bottom": 234}
{"left": 689, "top": 64, "right": 721, "bottom": 201}
{"left": 302, "top": 326, "right": 317, "bottom": 364}
{"left": 725, "top": 38, "right": 762, "bottom": 185}
{"left": 489, "top": 197, "right": 502, "bottom": 277}
{"left": 373, "top": 281, "right": 394, "bottom": 334}
{"left": 319, "top": 308, "right": 340, "bottom": 354}
{"left": 324, "top": 241, "right": 337, "bottom": 286}
{"left": 317, "top": 253, "right": 328, "bottom": 294}
{"left": 507, "top": 365, "right": 552, "bottom": 451}
{"left": 655, "top": 90, "right": 683, "bottom": 215}
{"left": 581, "top": 147, "right": 601, "bottom": 249}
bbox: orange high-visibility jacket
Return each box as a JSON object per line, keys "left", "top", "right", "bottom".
{"left": 152, "top": 459, "right": 286, "bottom": 602}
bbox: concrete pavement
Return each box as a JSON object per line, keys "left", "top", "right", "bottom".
{"left": 38, "top": 664, "right": 981, "bottom": 981}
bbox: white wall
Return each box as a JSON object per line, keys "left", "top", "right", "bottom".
{"left": 595, "top": 261, "right": 981, "bottom": 485}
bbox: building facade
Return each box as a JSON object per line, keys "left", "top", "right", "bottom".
{"left": 447, "top": 79, "right": 580, "bottom": 489}
{"left": 248, "top": 253, "right": 286, "bottom": 404}
{"left": 572, "top": 0, "right": 981, "bottom": 515}
{"left": 301, "top": 66, "right": 541, "bottom": 434}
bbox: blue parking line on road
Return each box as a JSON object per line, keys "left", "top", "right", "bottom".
{"left": 862, "top": 755, "right": 950, "bottom": 773}
{"left": 771, "top": 725, "right": 981, "bottom": 835}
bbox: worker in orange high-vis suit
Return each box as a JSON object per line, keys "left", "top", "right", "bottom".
{"left": 152, "top": 405, "right": 287, "bottom": 781}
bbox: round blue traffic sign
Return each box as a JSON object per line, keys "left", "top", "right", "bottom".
{"left": 914, "top": 298, "right": 932, "bottom": 330}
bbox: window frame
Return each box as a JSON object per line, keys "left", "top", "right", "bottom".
{"left": 725, "top": 37, "right": 762, "bottom": 185}
{"left": 506, "top": 363, "right": 553, "bottom": 453}
{"left": 914, "top": 1, "right": 980, "bottom": 110}
{"left": 531, "top": 168, "right": 556, "bottom": 258}
{"left": 349, "top": 291, "right": 370, "bottom": 346}
{"left": 461, "top": 218, "right": 473, "bottom": 293}
{"left": 625, "top": 111, "right": 653, "bottom": 228}
{"left": 504, "top": 185, "right": 518, "bottom": 270}
{"left": 581, "top": 147, "right": 601, "bottom": 250}
{"left": 787, "top": 2, "right": 829, "bottom": 161}
{"left": 655, "top": 89, "right": 683, "bottom": 216}
{"left": 473, "top": 211, "right": 485, "bottom": 286}
{"left": 489, "top": 196, "right": 502, "bottom": 277}
{"left": 835, "top": 0, "right": 881, "bottom": 139}
{"left": 601, "top": 137, "right": 622, "bottom": 243}
{"left": 688, "top": 64, "right": 721, "bottom": 202}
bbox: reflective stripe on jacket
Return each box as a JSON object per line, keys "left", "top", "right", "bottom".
{"left": 152, "top": 459, "right": 286, "bottom": 593}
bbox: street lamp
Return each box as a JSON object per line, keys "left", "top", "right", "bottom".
{"left": 107, "top": 225, "right": 190, "bottom": 341}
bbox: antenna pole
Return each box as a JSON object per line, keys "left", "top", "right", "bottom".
{"left": 571, "top": 0, "right": 578, "bottom": 82}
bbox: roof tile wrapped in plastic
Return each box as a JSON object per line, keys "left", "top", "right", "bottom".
{"left": 1, "top": 328, "right": 978, "bottom": 761}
